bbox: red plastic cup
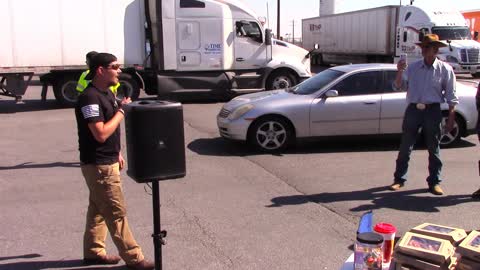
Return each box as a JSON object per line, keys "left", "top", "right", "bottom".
{"left": 373, "top": 223, "right": 396, "bottom": 267}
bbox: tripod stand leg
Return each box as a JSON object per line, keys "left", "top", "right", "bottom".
{"left": 152, "top": 181, "right": 166, "bottom": 270}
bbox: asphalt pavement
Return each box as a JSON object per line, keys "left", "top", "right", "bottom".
{"left": 1, "top": 74, "right": 480, "bottom": 270}
{"left": 0, "top": 87, "right": 355, "bottom": 270}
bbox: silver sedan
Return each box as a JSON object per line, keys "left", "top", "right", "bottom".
{"left": 217, "top": 64, "right": 478, "bottom": 152}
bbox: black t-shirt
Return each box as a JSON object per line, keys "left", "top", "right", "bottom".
{"left": 75, "top": 85, "right": 121, "bottom": 165}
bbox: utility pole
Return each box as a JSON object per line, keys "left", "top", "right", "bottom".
{"left": 267, "top": 1, "right": 270, "bottom": 29}
{"left": 291, "top": 20, "right": 295, "bottom": 44}
{"left": 277, "top": 0, "right": 280, "bottom": 38}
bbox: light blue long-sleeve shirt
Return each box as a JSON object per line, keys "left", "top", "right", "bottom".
{"left": 395, "top": 58, "right": 459, "bottom": 106}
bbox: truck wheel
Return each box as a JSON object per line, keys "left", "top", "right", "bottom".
{"left": 53, "top": 76, "right": 80, "bottom": 107}
{"left": 117, "top": 74, "right": 140, "bottom": 100}
{"left": 266, "top": 70, "right": 297, "bottom": 90}
{"left": 473, "top": 72, "right": 480, "bottom": 78}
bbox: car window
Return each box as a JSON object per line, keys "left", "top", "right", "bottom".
{"left": 332, "top": 71, "right": 382, "bottom": 96}
{"left": 383, "top": 70, "right": 404, "bottom": 93}
{"left": 292, "top": 69, "right": 345, "bottom": 95}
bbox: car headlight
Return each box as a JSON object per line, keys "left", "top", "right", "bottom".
{"left": 228, "top": 104, "right": 254, "bottom": 120}
{"left": 446, "top": 55, "right": 459, "bottom": 63}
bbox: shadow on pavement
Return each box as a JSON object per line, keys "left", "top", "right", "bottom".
{"left": 0, "top": 258, "right": 127, "bottom": 270}
{"left": 267, "top": 186, "right": 476, "bottom": 213}
{"left": 0, "top": 100, "right": 67, "bottom": 114}
{"left": 188, "top": 137, "right": 251, "bottom": 157}
{"left": 0, "top": 162, "right": 80, "bottom": 171}
{"left": 0, "top": 254, "right": 42, "bottom": 261}
{"left": 188, "top": 136, "right": 475, "bottom": 157}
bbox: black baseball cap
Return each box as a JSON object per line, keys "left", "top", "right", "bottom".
{"left": 85, "top": 52, "right": 117, "bottom": 80}
{"left": 85, "top": 51, "right": 98, "bottom": 61}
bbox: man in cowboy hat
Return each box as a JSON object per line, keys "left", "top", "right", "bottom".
{"left": 388, "top": 34, "right": 458, "bottom": 195}
{"left": 473, "top": 83, "right": 480, "bottom": 199}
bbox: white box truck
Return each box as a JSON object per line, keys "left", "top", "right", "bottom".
{"left": 302, "top": 3, "right": 480, "bottom": 77}
{"left": 0, "top": 0, "right": 311, "bottom": 106}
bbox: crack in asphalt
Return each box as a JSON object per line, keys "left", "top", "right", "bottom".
{"left": 183, "top": 116, "right": 357, "bottom": 230}
{"left": 183, "top": 209, "right": 235, "bottom": 268}
{"left": 165, "top": 197, "right": 235, "bottom": 268}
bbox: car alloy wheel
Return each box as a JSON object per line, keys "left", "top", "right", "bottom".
{"left": 251, "top": 117, "right": 292, "bottom": 151}
{"left": 440, "top": 116, "right": 460, "bottom": 146}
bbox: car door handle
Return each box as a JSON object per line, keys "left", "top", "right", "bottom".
{"left": 363, "top": 101, "right": 377, "bottom": 105}
{"left": 236, "top": 58, "right": 245, "bottom": 62}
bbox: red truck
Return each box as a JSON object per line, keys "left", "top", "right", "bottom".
{"left": 463, "top": 10, "right": 480, "bottom": 40}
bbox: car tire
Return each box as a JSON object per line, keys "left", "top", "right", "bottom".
{"left": 440, "top": 114, "right": 463, "bottom": 147}
{"left": 266, "top": 70, "right": 297, "bottom": 90}
{"left": 248, "top": 116, "right": 294, "bottom": 152}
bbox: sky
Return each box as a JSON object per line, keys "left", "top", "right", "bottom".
{"left": 241, "top": 0, "right": 480, "bottom": 40}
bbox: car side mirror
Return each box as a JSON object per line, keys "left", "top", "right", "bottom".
{"left": 324, "top": 89, "right": 339, "bottom": 98}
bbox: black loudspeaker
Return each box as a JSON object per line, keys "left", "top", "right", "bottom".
{"left": 125, "top": 100, "right": 186, "bottom": 183}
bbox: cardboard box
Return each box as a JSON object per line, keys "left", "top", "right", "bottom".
{"left": 410, "top": 223, "right": 467, "bottom": 245}
{"left": 396, "top": 232, "right": 455, "bottom": 265}
{"left": 393, "top": 251, "right": 456, "bottom": 270}
{"left": 456, "top": 255, "right": 480, "bottom": 270}
{"left": 457, "top": 230, "right": 480, "bottom": 262}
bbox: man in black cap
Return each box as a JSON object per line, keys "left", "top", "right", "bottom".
{"left": 75, "top": 52, "right": 153, "bottom": 270}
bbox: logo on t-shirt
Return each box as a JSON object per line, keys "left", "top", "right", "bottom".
{"left": 81, "top": 104, "right": 100, "bottom": 119}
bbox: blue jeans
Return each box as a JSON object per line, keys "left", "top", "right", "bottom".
{"left": 393, "top": 104, "right": 443, "bottom": 186}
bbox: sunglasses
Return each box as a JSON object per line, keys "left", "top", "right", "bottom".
{"left": 104, "top": 64, "right": 121, "bottom": 70}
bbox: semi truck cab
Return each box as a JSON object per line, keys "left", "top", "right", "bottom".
{"left": 146, "top": 0, "right": 311, "bottom": 98}
{"left": 397, "top": 4, "right": 480, "bottom": 77}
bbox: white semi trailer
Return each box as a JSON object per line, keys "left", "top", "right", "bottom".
{"left": 0, "top": 0, "right": 311, "bottom": 106}
{"left": 302, "top": 2, "right": 480, "bottom": 77}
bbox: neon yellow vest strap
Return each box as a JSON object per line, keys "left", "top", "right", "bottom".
{"left": 77, "top": 69, "right": 120, "bottom": 95}
{"left": 76, "top": 70, "right": 90, "bottom": 92}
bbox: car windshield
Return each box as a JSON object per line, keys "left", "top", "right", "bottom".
{"left": 292, "top": 69, "right": 345, "bottom": 95}
{"left": 432, "top": 26, "right": 472, "bottom": 40}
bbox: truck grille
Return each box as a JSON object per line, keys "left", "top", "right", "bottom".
{"left": 460, "top": 49, "right": 480, "bottom": 63}
{"left": 218, "top": 108, "right": 231, "bottom": 118}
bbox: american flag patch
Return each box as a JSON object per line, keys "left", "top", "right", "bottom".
{"left": 81, "top": 104, "right": 100, "bottom": 119}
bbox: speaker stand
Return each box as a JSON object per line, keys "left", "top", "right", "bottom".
{"left": 152, "top": 181, "right": 167, "bottom": 270}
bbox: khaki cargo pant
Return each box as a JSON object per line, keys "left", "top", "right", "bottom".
{"left": 81, "top": 163, "right": 144, "bottom": 264}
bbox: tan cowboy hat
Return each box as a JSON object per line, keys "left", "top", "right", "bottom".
{"left": 415, "top": 34, "right": 447, "bottom": 48}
